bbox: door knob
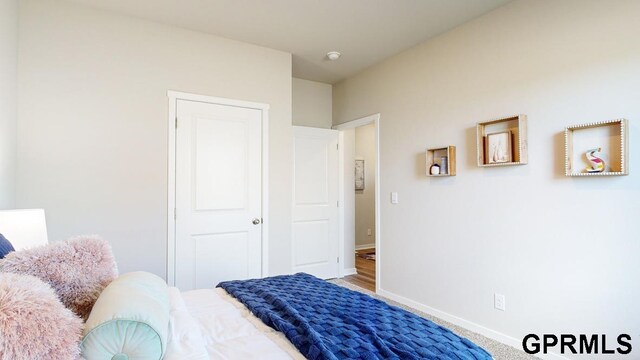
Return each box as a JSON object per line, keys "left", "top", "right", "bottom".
{"left": 252, "top": 218, "right": 261, "bottom": 225}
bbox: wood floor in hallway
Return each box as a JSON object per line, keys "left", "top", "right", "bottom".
{"left": 343, "top": 248, "right": 375, "bottom": 292}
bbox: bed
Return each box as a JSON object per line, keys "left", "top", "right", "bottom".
{"left": 0, "top": 235, "right": 492, "bottom": 359}
{"left": 165, "top": 287, "right": 303, "bottom": 359}
{"left": 161, "top": 273, "right": 493, "bottom": 360}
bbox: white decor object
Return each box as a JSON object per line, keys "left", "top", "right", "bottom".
{"left": 0, "top": 209, "right": 48, "bottom": 250}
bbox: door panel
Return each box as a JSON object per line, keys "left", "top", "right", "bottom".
{"left": 176, "top": 99, "right": 262, "bottom": 291}
{"left": 292, "top": 126, "right": 339, "bottom": 279}
{"left": 193, "top": 232, "right": 253, "bottom": 289}
{"left": 294, "top": 138, "right": 329, "bottom": 204}
{"left": 194, "top": 117, "right": 248, "bottom": 210}
{"left": 293, "top": 220, "right": 330, "bottom": 266}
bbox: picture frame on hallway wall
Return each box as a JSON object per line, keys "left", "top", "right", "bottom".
{"left": 485, "top": 131, "right": 512, "bottom": 164}
{"left": 355, "top": 159, "right": 365, "bottom": 191}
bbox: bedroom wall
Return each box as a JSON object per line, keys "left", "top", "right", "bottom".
{"left": 354, "top": 123, "right": 376, "bottom": 248}
{"left": 333, "top": 0, "right": 640, "bottom": 357}
{"left": 292, "top": 78, "right": 332, "bottom": 129}
{"left": 0, "top": 0, "right": 18, "bottom": 209}
{"left": 17, "top": 0, "right": 293, "bottom": 278}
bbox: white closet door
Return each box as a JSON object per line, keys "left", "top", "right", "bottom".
{"left": 292, "top": 126, "right": 340, "bottom": 279}
{"left": 175, "top": 99, "right": 262, "bottom": 291}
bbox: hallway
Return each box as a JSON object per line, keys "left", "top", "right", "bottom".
{"left": 343, "top": 248, "right": 375, "bottom": 291}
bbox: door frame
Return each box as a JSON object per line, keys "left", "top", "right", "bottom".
{"left": 333, "top": 113, "right": 381, "bottom": 293}
{"left": 166, "top": 90, "right": 270, "bottom": 286}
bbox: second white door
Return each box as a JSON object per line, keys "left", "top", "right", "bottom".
{"left": 292, "top": 126, "right": 340, "bottom": 279}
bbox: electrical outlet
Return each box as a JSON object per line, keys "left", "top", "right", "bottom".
{"left": 494, "top": 293, "right": 506, "bottom": 311}
{"left": 367, "top": 228, "right": 372, "bottom": 236}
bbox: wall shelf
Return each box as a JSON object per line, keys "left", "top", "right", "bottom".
{"left": 476, "top": 115, "right": 528, "bottom": 167}
{"left": 565, "top": 119, "right": 628, "bottom": 177}
{"left": 426, "top": 146, "right": 456, "bottom": 176}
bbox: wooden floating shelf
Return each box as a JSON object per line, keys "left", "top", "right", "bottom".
{"left": 565, "top": 119, "right": 628, "bottom": 177}
{"left": 426, "top": 146, "right": 456, "bottom": 176}
{"left": 477, "top": 115, "right": 528, "bottom": 167}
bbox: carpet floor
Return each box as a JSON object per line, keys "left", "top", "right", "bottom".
{"left": 328, "top": 278, "right": 538, "bottom": 360}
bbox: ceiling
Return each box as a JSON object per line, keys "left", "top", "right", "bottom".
{"left": 64, "top": 0, "right": 512, "bottom": 84}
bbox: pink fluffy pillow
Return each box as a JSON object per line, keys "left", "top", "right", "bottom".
{"left": 0, "top": 235, "right": 118, "bottom": 320}
{"left": 0, "top": 272, "right": 83, "bottom": 359}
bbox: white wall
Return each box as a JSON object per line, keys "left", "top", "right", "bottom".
{"left": 334, "top": 0, "right": 640, "bottom": 356}
{"left": 0, "top": 0, "right": 18, "bottom": 209}
{"left": 17, "top": 0, "right": 293, "bottom": 278}
{"left": 354, "top": 123, "right": 376, "bottom": 248}
{"left": 292, "top": 78, "right": 332, "bottom": 129}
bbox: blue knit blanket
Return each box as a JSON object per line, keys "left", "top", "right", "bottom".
{"left": 218, "top": 273, "right": 492, "bottom": 360}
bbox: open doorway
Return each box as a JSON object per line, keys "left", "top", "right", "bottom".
{"left": 335, "top": 114, "right": 380, "bottom": 293}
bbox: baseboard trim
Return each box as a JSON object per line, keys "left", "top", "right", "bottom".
{"left": 377, "top": 288, "right": 570, "bottom": 360}
{"left": 355, "top": 243, "right": 375, "bottom": 250}
{"left": 342, "top": 268, "right": 357, "bottom": 276}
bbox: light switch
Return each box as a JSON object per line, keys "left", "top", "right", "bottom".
{"left": 391, "top": 192, "right": 399, "bottom": 204}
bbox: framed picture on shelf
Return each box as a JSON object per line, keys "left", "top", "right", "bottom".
{"left": 355, "top": 159, "right": 365, "bottom": 190}
{"left": 485, "top": 131, "right": 512, "bottom": 164}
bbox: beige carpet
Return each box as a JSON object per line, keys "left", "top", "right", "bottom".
{"left": 328, "top": 278, "right": 538, "bottom": 360}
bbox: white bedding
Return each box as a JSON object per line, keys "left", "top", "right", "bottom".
{"left": 165, "top": 287, "right": 305, "bottom": 360}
